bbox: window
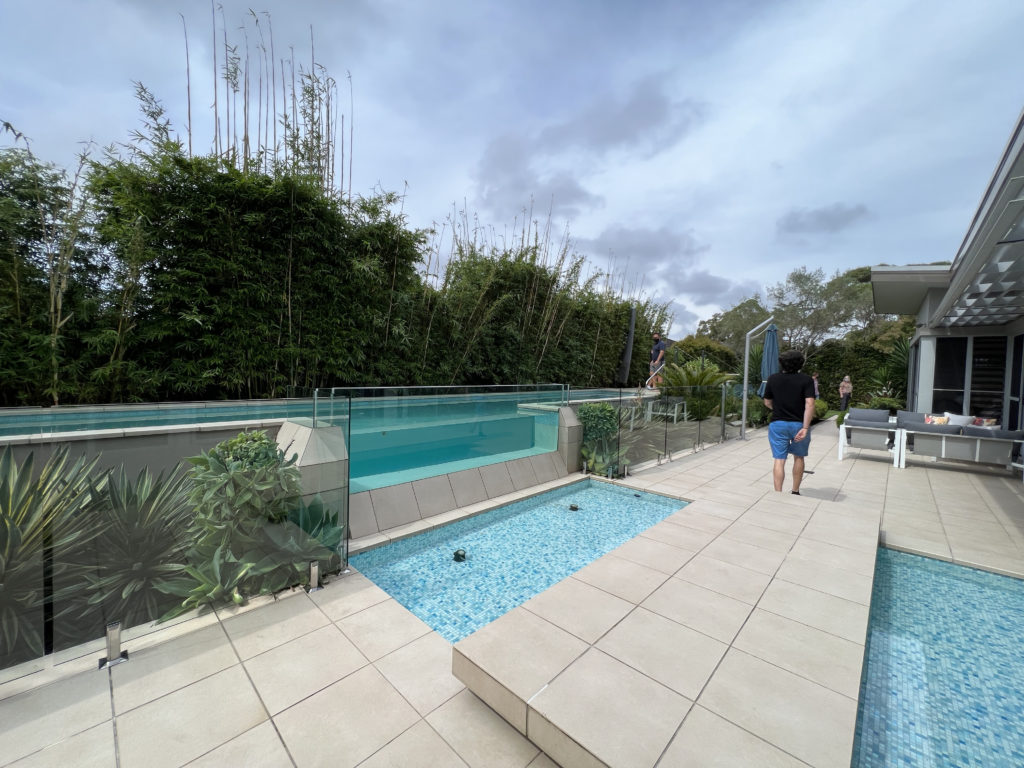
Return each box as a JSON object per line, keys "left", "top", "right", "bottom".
{"left": 932, "top": 337, "right": 967, "bottom": 413}
{"left": 968, "top": 337, "right": 1006, "bottom": 419}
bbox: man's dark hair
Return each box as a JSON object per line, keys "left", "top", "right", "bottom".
{"left": 778, "top": 349, "right": 805, "bottom": 374}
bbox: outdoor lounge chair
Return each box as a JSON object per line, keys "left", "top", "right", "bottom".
{"left": 838, "top": 408, "right": 897, "bottom": 465}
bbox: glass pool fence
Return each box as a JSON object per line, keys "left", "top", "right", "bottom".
{"left": 570, "top": 384, "right": 746, "bottom": 478}
{"left": 0, "top": 395, "right": 352, "bottom": 675}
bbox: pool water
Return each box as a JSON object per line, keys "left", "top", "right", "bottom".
{"left": 853, "top": 548, "right": 1024, "bottom": 767}
{"left": 350, "top": 479, "right": 685, "bottom": 642}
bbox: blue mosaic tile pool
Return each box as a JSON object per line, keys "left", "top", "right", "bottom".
{"left": 853, "top": 548, "right": 1024, "bottom": 767}
{"left": 350, "top": 479, "right": 685, "bottom": 642}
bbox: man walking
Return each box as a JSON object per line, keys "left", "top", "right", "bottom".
{"left": 762, "top": 349, "right": 816, "bottom": 494}
{"left": 649, "top": 332, "right": 666, "bottom": 388}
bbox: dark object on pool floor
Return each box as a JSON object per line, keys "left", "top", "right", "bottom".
{"left": 453, "top": 549, "right": 467, "bottom": 562}
{"left": 634, "top": 493, "right": 641, "bottom": 498}
{"left": 569, "top": 504, "right": 579, "bottom": 511}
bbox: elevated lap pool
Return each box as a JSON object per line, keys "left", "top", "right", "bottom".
{"left": 854, "top": 548, "right": 1024, "bottom": 766}
{"left": 350, "top": 479, "right": 685, "bottom": 642}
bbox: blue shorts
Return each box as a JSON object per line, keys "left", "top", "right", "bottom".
{"left": 768, "top": 421, "right": 810, "bottom": 459}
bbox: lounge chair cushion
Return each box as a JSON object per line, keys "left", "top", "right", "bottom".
{"left": 909, "top": 422, "right": 962, "bottom": 436}
{"left": 847, "top": 408, "right": 890, "bottom": 423}
{"left": 844, "top": 418, "right": 893, "bottom": 430}
{"left": 896, "top": 411, "right": 926, "bottom": 429}
{"left": 962, "top": 426, "right": 1024, "bottom": 441}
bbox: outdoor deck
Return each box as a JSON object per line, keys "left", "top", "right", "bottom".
{"left": 2, "top": 421, "right": 1022, "bottom": 767}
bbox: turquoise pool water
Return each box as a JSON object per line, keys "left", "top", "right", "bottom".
{"left": 854, "top": 548, "right": 1024, "bottom": 766}
{"left": 0, "top": 391, "right": 563, "bottom": 493}
{"left": 350, "top": 479, "right": 685, "bottom": 642}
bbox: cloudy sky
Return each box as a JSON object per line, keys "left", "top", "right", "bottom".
{"left": 3, "top": 0, "right": 1023, "bottom": 336}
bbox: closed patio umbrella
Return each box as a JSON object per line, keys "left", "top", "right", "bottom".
{"left": 756, "top": 324, "right": 779, "bottom": 398}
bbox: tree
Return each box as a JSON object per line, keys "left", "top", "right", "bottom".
{"left": 765, "top": 267, "right": 876, "bottom": 352}
{"left": 667, "top": 335, "right": 739, "bottom": 373}
{"left": 695, "top": 296, "right": 770, "bottom": 357}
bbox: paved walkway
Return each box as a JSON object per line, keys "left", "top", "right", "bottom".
{"left": 2, "top": 421, "right": 1022, "bottom": 767}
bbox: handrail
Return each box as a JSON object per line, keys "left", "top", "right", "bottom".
{"left": 644, "top": 363, "right": 666, "bottom": 390}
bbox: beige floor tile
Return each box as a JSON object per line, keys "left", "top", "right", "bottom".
{"left": 683, "top": 498, "right": 749, "bottom": 520}
{"left": 699, "top": 649, "right": 856, "bottom": 768}
{"left": 733, "top": 609, "right": 864, "bottom": 698}
{"left": 117, "top": 666, "right": 267, "bottom": 768}
{"left": 881, "top": 532, "right": 952, "bottom": 560}
{"left": 641, "top": 577, "right": 752, "bottom": 644}
{"left": 7, "top": 721, "right": 115, "bottom": 768}
{"left": 274, "top": 665, "right": 419, "bottom": 768}
{"left": 453, "top": 608, "right": 587, "bottom": 703}
{"left": 359, "top": 720, "right": 469, "bottom": 768}
{"left": 244, "top": 623, "right": 368, "bottom": 714}
{"left": 659, "top": 705, "right": 808, "bottom": 768}
{"left": 775, "top": 557, "right": 873, "bottom": 605}
{"left": 374, "top": 632, "right": 465, "bottom": 716}
{"left": 184, "top": 721, "right": 291, "bottom": 767}
{"left": 612, "top": 534, "right": 698, "bottom": 575}
{"left": 596, "top": 607, "right": 727, "bottom": 699}
{"left": 571, "top": 554, "right": 668, "bottom": 603}
{"left": 0, "top": 667, "right": 111, "bottom": 765}
{"left": 111, "top": 623, "right": 237, "bottom": 714}
{"left": 662, "top": 508, "right": 734, "bottom": 534}
{"left": 529, "top": 649, "right": 691, "bottom": 768}
{"left": 221, "top": 593, "right": 329, "bottom": 660}
{"left": 719, "top": 522, "right": 798, "bottom": 553}
{"left": 676, "top": 554, "right": 772, "bottom": 604}
{"left": 700, "top": 537, "right": 786, "bottom": 575}
{"left": 336, "top": 598, "right": 432, "bottom": 661}
{"left": 426, "top": 690, "right": 540, "bottom": 768}
{"left": 738, "top": 509, "right": 808, "bottom": 535}
{"left": 757, "top": 580, "right": 869, "bottom": 645}
{"left": 522, "top": 577, "right": 634, "bottom": 643}
{"left": 787, "top": 537, "right": 876, "bottom": 576}
{"left": 640, "top": 522, "right": 716, "bottom": 550}
{"left": 309, "top": 570, "right": 391, "bottom": 621}
{"left": 525, "top": 753, "right": 560, "bottom": 768}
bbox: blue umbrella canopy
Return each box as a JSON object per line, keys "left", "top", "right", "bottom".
{"left": 756, "top": 324, "right": 779, "bottom": 397}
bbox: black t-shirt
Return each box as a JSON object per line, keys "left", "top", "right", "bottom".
{"left": 763, "top": 372, "right": 815, "bottom": 422}
{"left": 651, "top": 340, "right": 666, "bottom": 362}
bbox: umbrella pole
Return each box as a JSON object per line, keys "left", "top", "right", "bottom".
{"left": 741, "top": 316, "right": 774, "bottom": 440}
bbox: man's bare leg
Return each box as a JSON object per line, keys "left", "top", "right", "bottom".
{"left": 792, "top": 456, "right": 805, "bottom": 493}
{"left": 773, "top": 458, "right": 786, "bottom": 491}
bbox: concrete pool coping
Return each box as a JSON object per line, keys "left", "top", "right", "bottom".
{"left": 2, "top": 422, "right": 1023, "bottom": 767}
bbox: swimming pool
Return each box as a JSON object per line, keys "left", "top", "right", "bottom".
{"left": 350, "top": 479, "right": 685, "bottom": 642}
{"left": 853, "top": 548, "right": 1024, "bottom": 766}
{"left": 0, "top": 389, "right": 565, "bottom": 493}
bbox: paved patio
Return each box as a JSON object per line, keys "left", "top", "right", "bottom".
{"left": 2, "top": 421, "right": 1022, "bottom": 767}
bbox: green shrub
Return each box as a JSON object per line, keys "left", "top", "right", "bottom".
{"left": 168, "top": 430, "right": 307, "bottom": 613}
{"left": 578, "top": 403, "right": 618, "bottom": 443}
{"left": 814, "top": 399, "right": 829, "bottom": 420}
{"left": 577, "top": 402, "right": 627, "bottom": 476}
{"left": 867, "top": 396, "right": 903, "bottom": 414}
{"left": 745, "top": 396, "right": 769, "bottom": 427}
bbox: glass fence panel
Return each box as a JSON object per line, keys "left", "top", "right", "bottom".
{"left": 620, "top": 391, "right": 668, "bottom": 472}
{"left": 2, "top": 396, "right": 352, "bottom": 673}
{"left": 324, "top": 385, "right": 562, "bottom": 494}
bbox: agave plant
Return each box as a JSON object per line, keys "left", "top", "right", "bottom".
{"left": 67, "top": 466, "right": 195, "bottom": 631}
{"left": 0, "top": 446, "right": 103, "bottom": 668}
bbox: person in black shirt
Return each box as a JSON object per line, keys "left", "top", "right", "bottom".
{"left": 762, "top": 349, "right": 816, "bottom": 494}
{"left": 649, "top": 332, "right": 667, "bottom": 388}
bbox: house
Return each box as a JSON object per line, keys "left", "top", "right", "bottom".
{"left": 871, "top": 107, "right": 1024, "bottom": 430}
